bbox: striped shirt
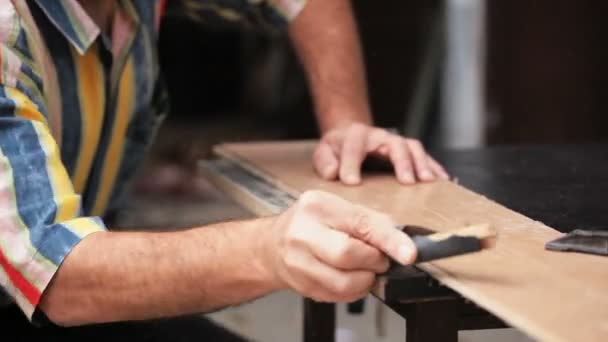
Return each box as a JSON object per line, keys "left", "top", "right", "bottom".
{"left": 0, "top": 0, "right": 306, "bottom": 322}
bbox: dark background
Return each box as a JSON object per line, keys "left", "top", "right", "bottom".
{"left": 158, "top": 1, "right": 608, "bottom": 149}
{"left": 486, "top": 1, "right": 608, "bottom": 144}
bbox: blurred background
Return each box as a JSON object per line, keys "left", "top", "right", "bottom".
{"left": 130, "top": 0, "right": 608, "bottom": 200}
{"left": 117, "top": 1, "right": 608, "bottom": 340}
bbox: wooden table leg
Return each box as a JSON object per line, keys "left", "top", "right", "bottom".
{"left": 303, "top": 298, "right": 335, "bottom": 342}
{"left": 404, "top": 300, "right": 459, "bottom": 342}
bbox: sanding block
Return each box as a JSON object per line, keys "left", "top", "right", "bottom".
{"left": 348, "top": 224, "right": 496, "bottom": 315}
{"left": 400, "top": 223, "right": 497, "bottom": 263}
{"left": 545, "top": 229, "right": 608, "bottom": 256}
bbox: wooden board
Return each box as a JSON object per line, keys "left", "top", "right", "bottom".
{"left": 202, "top": 140, "right": 608, "bottom": 342}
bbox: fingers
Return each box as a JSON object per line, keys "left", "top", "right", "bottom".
{"left": 317, "top": 123, "right": 449, "bottom": 184}
{"left": 365, "top": 128, "right": 448, "bottom": 183}
{"left": 339, "top": 124, "right": 368, "bottom": 185}
{"left": 313, "top": 141, "right": 339, "bottom": 180}
{"left": 298, "top": 223, "right": 389, "bottom": 273}
{"left": 309, "top": 262, "right": 375, "bottom": 302}
{"left": 404, "top": 139, "right": 435, "bottom": 182}
{"left": 368, "top": 129, "right": 416, "bottom": 184}
{"left": 384, "top": 137, "right": 450, "bottom": 182}
{"left": 298, "top": 191, "right": 417, "bottom": 265}
{"left": 278, "top": 190, "right": 417, "bottom": 302}
{"left": 428, "top": 155, "right": 449, "bottom": 180}
{"left": 287, "top": 251, "right": 375, "bottom": 302}
{"left": 385, "top": 137, "right": 416, "bottom": 184}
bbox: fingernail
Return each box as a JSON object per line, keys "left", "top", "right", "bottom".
{"left": 420, "top": 170, "right": 433, "bottom": 180}
{"left": 398, "top": 245, "right": 414, "bottom": 264}
{"left": 400, "top": 172, "right": 415, "bottom": 184}
{"left": 345, "top": 174, "right": 359, "bottom": 184}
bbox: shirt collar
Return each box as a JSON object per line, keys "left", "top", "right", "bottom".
{"left": 34, "top": 0, "right": 140, "bottom": 55}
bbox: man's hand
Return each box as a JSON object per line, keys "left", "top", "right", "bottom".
{"left": 288, "top": 0, "right": 448, "bottom": 185}
{"left": 313, "top": 123, "right": 449, "bottom": 185}
{"left": 39, "top": 189, "right": 412, "bottom": 325}
{"left": 265, "top": 190, "right": 416, "bottom": 303}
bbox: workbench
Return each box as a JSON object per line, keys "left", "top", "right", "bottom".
{"left": 368, "top": 143, "right": 608, "bottom": 342}
{"left": 200, "top": 142, "right": 608, "bottom": 342}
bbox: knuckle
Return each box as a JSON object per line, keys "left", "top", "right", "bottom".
{"left": 284, "top": 229, "right": 304, "bottom": 249}
{"left": 298, "top": 190, "right": 324, "bottom": 212}
{"left": 381, "top": 127, "right": 393, "bottom": 136}
{"left": 283, "top": 223, "right": 315, "bottom": 251}
{"left": 350, "top": 210, "right": 372, "bottom": 240}
{"left": 391, "top": 135, "right": 406, "bottom": 144}
{"left": 389, "top": 137, "right": 408, "bottom": 153}
{"left": 332, "top": 239, "right": 353, "bottom": 266}
{"left": 346, "top": 123, "right": 368, "bottom": 140}
{"left": 373, "top": 127, "right": 391, "bottom": 140}
{"left": 406, "top": 139, "right": 425, "bottom": 152}
{"left": 378, "top": 213, "right": 395, "bottom": 227}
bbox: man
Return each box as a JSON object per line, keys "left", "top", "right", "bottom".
{"left": 0, "top": 0, "right": 448, "bottom": 338}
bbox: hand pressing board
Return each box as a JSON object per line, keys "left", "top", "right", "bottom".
{"left": 202, "top": 140, "right": 608, "bottom": 342}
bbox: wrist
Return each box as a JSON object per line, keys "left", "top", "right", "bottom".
{"left": 317, "top": 108, "right": 373, "bottom": 134}
{"left": 253, "top": 217, "right": 287, "bottom": 291}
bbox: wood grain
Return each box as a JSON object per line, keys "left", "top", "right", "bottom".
{"left": 208, "top": 140, "right": 608, "bottom": 342}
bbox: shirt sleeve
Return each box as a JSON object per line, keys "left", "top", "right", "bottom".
{"left": 174, "top": 0, "right": 308, "bottom": 29}
{"left": 259, "top": 0, "right": 308, "bottom": 23}
{"left": 0, "top": 43, "right": 107, "bottom": 323}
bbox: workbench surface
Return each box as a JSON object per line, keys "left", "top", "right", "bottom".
{"left": 205, "top": 141, "right": 608, "bottom": 342}
{"left": 434, "top": 144, "right": 608, "bottom": 232}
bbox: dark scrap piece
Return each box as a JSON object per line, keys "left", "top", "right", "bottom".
{"left": 545, "top": 229, "right": 608, "bottom": 256}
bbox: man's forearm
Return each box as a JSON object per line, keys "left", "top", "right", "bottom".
{"left": 289, "top": 0, "right": 372, "bottom": 132}
{"left": 40, "top": 217, "right": 281, "bottom": 326}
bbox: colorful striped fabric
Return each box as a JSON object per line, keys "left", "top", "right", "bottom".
{"left": 0, "top": 0, "right": 305, "bottom": 322}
